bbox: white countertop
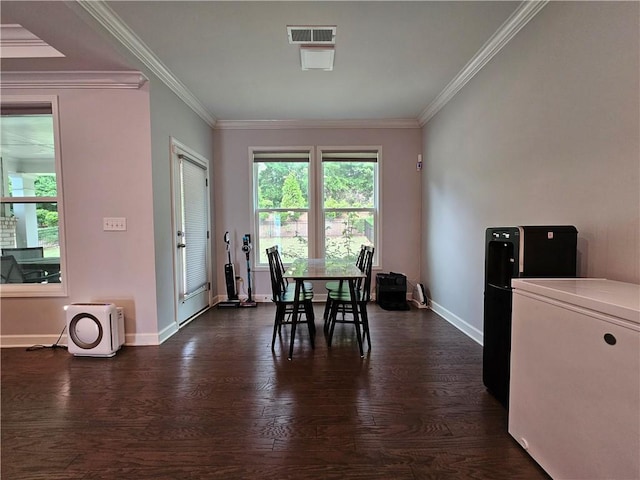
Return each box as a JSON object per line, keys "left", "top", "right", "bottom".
{"left": 512, "top": 278, "right": 640, "bottom": 324}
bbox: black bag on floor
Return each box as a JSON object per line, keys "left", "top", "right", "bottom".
{"left": 376, "top": 272, "right": 410, "bottom": 311}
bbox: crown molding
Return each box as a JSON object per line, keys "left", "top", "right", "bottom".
{"left": 418, "top": 0, "right": 548, "bottom": 126}
{"left": 76, "top": 0, "right": 217, "bottom": 127}
{"left": 1, "top": 70, "right": 147, "bottom": 89}
{"left": 75, "top": 0, "right": 546, "bottom": 130}
{"left": 214, "top": 118, "right": 421, "bottom": 130}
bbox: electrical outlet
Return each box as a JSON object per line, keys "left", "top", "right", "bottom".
{"left": 103, "top": 217, "right": 127, "bottom": 231}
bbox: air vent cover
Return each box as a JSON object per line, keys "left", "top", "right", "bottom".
{"left": 288, "top": 26, "right": 336, "bottom": 45}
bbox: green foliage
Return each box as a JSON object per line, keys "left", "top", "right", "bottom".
{"left": 36, "top": 209, "right": 58, "bottom": 227}
{"left": 281, "top": 172, "right": 305, "bottom": 222}
{"left": 257, "top": 160, "right": 374, "bottom": 211}
{"left": 257, "top": 162, "right": 308, "bottom": 208}
{"left": 281, "top": 172, "right": 305, "bottom": 208}
{"left": 323, "top": 162, "right": 374, "bottom": 208}
{"left": 34, "top": 176, "right": 58, "bottom": 227}
{"left": 34, "top": 175, "right": 57, "bottom": 197}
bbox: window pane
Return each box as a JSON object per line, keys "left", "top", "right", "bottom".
{"left": 1, "top": 112, "right": 57, "bottom": 198}
{"left": 323, "top": 161, "right": 375, "bottom": 208}
{"left": 325, "top": 211, "right": 374, "bottom": 261}
{"left": 255, "top": 162, "right": 309, "bottom": 209}
{"left": 1, "top": 202, "right": 61, "bottom": 284}
{"left": 257, "top": 211, "right": 308, "bottom": 265}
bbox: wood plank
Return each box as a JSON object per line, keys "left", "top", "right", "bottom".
{"left": 1, "top": 305, "right": 549, "bottom": 479}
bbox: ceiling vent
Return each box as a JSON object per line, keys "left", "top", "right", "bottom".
{"left": 287, "top": 26, "right": 336, "bottom": 45}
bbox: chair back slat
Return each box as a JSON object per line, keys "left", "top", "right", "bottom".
{"left": 266, "top": 246, "right": 282, "bottom": 301}
{"left": 274, "top": 246, "right": 289, "bottom": 290}
{"left": 355, "top": 244, "right": 367, "bottom": 271}
{"left": 360, "top": 246, "right": 375, "bottom": 302}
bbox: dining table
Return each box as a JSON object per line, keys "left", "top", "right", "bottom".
{"left": 284, "top": 258, "right": 366, "bottom": 359}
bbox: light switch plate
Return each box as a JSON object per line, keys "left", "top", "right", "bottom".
{"left": 103, "top": 217, "right": 127, "bottom": 231}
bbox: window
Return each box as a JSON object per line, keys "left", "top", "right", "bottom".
{"left": 252, "top": 146, "right": 379, "bottom": 267}
{"left": 0, "top": 96, "right": 66, "bottom": 295}
{"left": 321, "top": 149, "right": 378, "bottom": 263}
{"left": 253, "top": 150, "right": 311, "bottom": 265}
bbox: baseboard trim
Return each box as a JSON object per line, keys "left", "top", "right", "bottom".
{"left": 0, "top": 332, "right": 169, "bottom": 348}
{"left": 429, "top": 300, "right": 483, "bottom": 346}
{"left": 128, "top": 332, "right": 163, "bottom": 346}
{"left": 0, "top": 334, "right": 65, "bottom": 348}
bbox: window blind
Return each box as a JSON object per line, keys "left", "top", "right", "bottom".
{"left": 321, "top": 151, "right": 378, "bottom": 162}
{"left": 180, "top": 156, "right": 208, "bottom": 297}
{"left": 253, "top": 151, "right": 310, "bottom": 162}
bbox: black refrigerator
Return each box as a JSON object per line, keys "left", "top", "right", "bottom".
{"left": 483, "top": 225, "right": 578, "bottom": 408}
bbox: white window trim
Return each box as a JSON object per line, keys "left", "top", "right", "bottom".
{"left": 0, "top": 95, "right": 67, "bottom": 297}
{"left": 250, "top": 146, "right": 315, "bottom": 270}
{"left": 317, "top": 145, "right": 381, "bottom": 267}
{"left": 250, "top": 145, "right": 381, "bottom": 270}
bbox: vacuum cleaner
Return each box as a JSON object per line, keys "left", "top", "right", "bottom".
{"left": 218, "top": 231, "right": 240, "bottom": 308}
{"left": 239, "top": 234, "right": 257, "bottom": 308}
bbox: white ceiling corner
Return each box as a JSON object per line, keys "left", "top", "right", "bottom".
{"left": 418, "top": 0, "right": 549, "bottom": 125}
{"left": 76, "top": 0, "right": 217, "bottom": 127}
{"left": 71, "top": 0, "right": 548, "bottom": 129}
{"left": 213, "top": 118, "right": 421, "bottom": 130}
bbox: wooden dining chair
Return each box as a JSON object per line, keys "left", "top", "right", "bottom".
{"left": 326, "top": 245, "right": 375, "bottom": 351}
{"left": 322, "top": 244, "right": 367, "bottom": 329}
{"left": 266, "top": 246, "right": 316, "bottom": 352}
{"left": 272, "top": 245, "right": 313, "bottom": 294}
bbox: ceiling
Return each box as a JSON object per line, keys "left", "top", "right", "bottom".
{"left": 0, "top": 1, "right": 529, "bottom": 125}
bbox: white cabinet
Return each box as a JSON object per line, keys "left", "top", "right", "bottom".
{"left": 509, "top": 279, "right": 640, "bottom": 480}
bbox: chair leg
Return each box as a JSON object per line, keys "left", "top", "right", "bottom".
{"left": 327, "top": 300, "right": 340, "bottom": 347}
{"left": 272, "top": 304, "right": 286, "bottom": 350}
{"left": 323, "top": 297, "right": 332, "bottom": 324}
{"left": 360, "top": 303, "right": 371, "bottom": 350}
{"left": 304, "top": 301, "right": 315, "bottom": 348}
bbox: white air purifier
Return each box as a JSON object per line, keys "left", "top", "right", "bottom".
{"left": 66, "top": 303, "right": 125, "bottom": 357}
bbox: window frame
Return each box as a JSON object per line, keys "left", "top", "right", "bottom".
{"left": 317, "top": 146, "right": 380, "bottom": 266}
{"left": 0, "top": 95, "right": 67, "bottom": 297}
{"left": 250, "top": 147, "right": 315, "bottom": 268}
{"left": 250, "top": 145, "right": 381, "bottom": 270}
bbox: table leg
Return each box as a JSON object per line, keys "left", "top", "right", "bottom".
{"left": 288, "top": 279, "right": 302, "bottom": 360}
{"left": 348, "top": 278, "right": 364, "bottom": 357}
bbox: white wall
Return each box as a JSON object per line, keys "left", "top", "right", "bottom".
{"left": 213, "top": 127, "right": 422, "bottom": 300}
{"left": 421, "top": 2, "right": 640, "bottom": 342}
{"left": 147, "top": 76, "right": 215, "bottom": 340}
{"left": 0, "top": 86, "right": 158, "bottom": 345}
{"left": 0, "top": 78, "right": 215, "bottom": 346}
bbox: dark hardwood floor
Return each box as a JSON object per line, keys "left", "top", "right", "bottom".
{"left": 1, "top": 304, "right": 549, "bottom": 479}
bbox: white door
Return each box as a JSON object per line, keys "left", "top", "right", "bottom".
{"left": 172, "top": 140, "right": 211, "bottom": 325}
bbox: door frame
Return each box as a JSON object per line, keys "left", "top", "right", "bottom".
{"left": 169, "top": 137, "right": 212, "bottom": 327}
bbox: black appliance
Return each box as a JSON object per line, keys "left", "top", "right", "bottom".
{"left": 483, "top": 225, "right": 577, "bottom": 408}
{"left": 376, "top": 272, "right": 409, "bottom": 311}
{"left": 219, "top": 231, "right": 240, "bottom": 308}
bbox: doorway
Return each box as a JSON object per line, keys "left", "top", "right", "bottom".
{"left": 171, "top": 138, "right": 211, "bottom": 325}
